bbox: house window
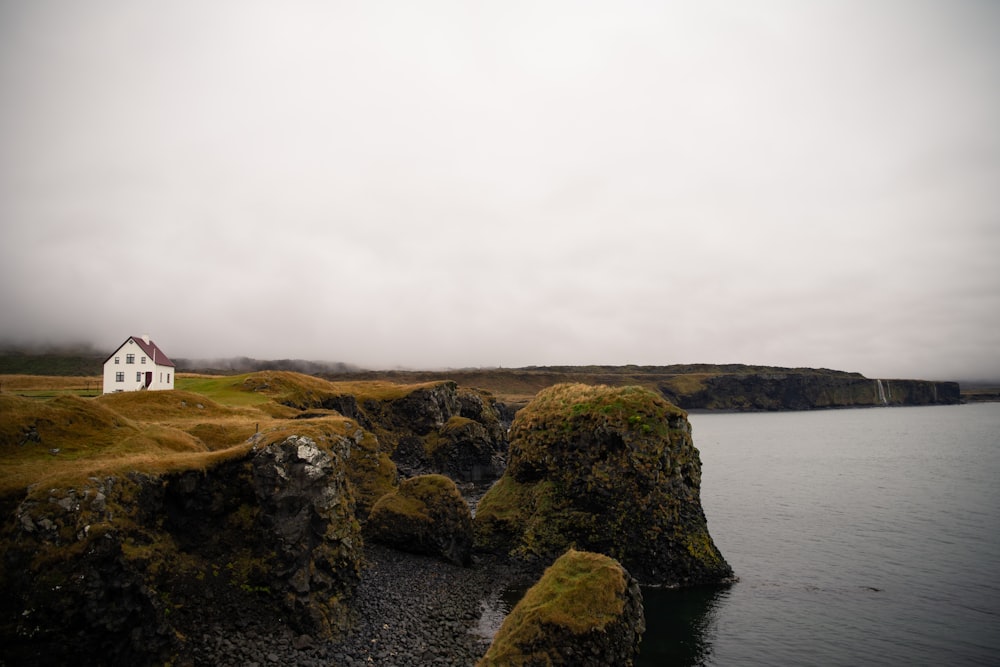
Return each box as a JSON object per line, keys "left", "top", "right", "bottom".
{"left": 114, "top": 356, "right": 120, "bottom": 364}
{"left": 115, "top": 372, "right": 124, "bottom": 382}
{"left": 167, "top": 373, "right": 170, "bottom": 383}
{"left": 141, "top": 356, "right": 146, "bottom": 364}
{"left": 136, "top": 372, "right": 143, "bottom": 382}
{"left": 126, "top": 354, "right": 135, "bottom": 364}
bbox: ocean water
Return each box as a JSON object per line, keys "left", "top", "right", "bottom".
{"left": 638, "top": 403, "right": 1000, "bottom": 666}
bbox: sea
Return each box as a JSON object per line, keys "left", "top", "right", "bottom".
{"left": 637, "top": 402, "right": 1000, "bottom": 666}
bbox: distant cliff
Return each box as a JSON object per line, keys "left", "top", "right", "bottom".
{"left": 321, "top": 365, "right": 962, "bottom": 413}
{"left": 657, "top": 371, "right": 961, "bottom": 411}
{"left": 0, "top": 346, "right": 965, "bottom": 412}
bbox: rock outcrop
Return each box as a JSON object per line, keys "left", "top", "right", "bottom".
{"left": 478, "top": 549, "right": 645, "bottom": 667}
{"left": 475, "top": 383, "right": 733, "bottom": 586}
{"left": 0, "top": 435, "right": 362, "bottom": 665}
{"left": 351, "top": 382, "right": 508, "bottom": 483}
{"left": 365, "top": 474, "right": 473, "bottom": 566}
{"left": 659, "top": 371, "right": 961, "bottom": 411}
{"left": 252, "top": 374, "right": 510, "bottom": 485}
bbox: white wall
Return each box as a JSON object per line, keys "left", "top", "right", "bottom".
{"left": 102, "top": 338, "right": 175, "bottom": 393}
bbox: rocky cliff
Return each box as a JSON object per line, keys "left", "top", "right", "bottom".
{"left": 254, "top": 374, "right": 509, "bottom": 485}
{"left": 475, "top": 384, "right": 734, "bottom": 587}
{"left": 660, "top": 372, "right": 961, "bottom": 411}
{"left": 318, "top": 364, "right": 962, "bottom": 412}
{"left": 1, "top": 435, "right": 361, "bottom": 665}
{"left": 0, "top": 372, "right": 517, "bottom": 665}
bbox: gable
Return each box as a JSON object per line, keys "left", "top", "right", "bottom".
{"left": 103, "top": 336, "right": 176, "bottom": 368}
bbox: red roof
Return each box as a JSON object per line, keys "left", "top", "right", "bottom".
{"left": 104, "top": 336, "right": 176, "bottom": 368}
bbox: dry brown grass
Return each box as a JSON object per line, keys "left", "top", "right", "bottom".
{"left": 661, "top": 373, "right": 711, "bottom": 395}
{"left": 0, "top": 374, "right": 102, "bottom": 391}
{"left": 0, "top": 387, "right": 279, "bottom": 497}
{"left": 0, "top": 370, "right": 445, "bottom": 500}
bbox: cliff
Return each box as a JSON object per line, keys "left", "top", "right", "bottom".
{"left": 660, "top": 372, "right": 962, "bottom": 411}
{"left": 475, "top": 384, "right": 734, "bottom": 586}
{"left": 319, "top": 364, "right": 962, "bottom": 412}
{"left": 1, "top": 435, "right": 362, "bottom": 665}
{"left": 0, "top": 372, "right": 511, "bottom": 664}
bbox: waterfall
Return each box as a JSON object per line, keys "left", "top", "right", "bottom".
{"left": 875, "top": 379, "right": 888, "bottom": 405}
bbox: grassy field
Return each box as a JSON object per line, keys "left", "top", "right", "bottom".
{"left": 0, "top": 372, "right": 434, "bottom": 500}
{"left": 0, "top": 374, "right": 103, "bottom": 397}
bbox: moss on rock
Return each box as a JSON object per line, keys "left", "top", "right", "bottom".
{"left": 474, "top": 383, "right": 733, "bottom": 586}
{"left": 366, "top": 474, "right": 473, "bottom": 566}
{"left": 0, "top": 435, "right": 363, "bottom": 665}
{"left": 478, "top": 549, "right": 644, "bottom": 667}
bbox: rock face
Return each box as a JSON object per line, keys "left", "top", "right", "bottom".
{"left": 475, "top": 383, "right": 733, "bottom": 587}
{"left": 248, "top": 435, "right": 362, "bottom": 633}
{"left": 365, "top": 474, "right": 473, "bottom": 566}
{"left": 662, "top": 372, "right": 961, "bottom": 411}
{"left": 478, "top": 549, "right": 645, "bottom": 667}
{"left": 272, "top": 378, "right": 509, "bottom": 485}
{"left": 0, "top": 435, "right": 362, "bottom": 665}
{"left": 359, "top": 383, "right": 509, "bottom": 483}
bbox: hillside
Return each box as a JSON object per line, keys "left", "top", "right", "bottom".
{"left": 318, "top": 364, "right": 961, "bottom": 411}
{"left": 0, "top": 346, "right": 967, "bottom": 409}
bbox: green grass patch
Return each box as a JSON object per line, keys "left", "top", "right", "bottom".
{"left": 175, "top": 374, "right": 272, "bottom": 407}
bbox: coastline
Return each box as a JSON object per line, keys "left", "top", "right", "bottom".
{"left": 170, "top": 544, "right": 537, "bottom": 667}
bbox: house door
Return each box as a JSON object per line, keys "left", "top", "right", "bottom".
{"left": 145, "top": 372, "right": 153, "bottom": 388}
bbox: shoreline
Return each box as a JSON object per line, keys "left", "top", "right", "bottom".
{"left": 172, "top": 544, "right": 538, "bottom": 667}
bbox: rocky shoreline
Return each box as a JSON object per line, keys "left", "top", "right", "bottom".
{"left": 171, "top": 544, "right": 537, "bottom": 667}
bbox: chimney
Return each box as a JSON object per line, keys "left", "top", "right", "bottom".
{"left": 142, "top": 334, "right": 150, "bottom": 345}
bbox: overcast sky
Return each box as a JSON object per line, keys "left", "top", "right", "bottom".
{"left": 1, "top": 1, "right": 998, "bottom": 380}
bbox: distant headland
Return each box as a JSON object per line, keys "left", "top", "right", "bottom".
{"left": 0, "top": 345, "right": 974, "bottom": 410}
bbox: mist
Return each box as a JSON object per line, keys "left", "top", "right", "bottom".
{"left": 1, "top": 1, "right": 998, "bottom": 381}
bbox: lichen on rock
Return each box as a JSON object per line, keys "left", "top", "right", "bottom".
{"left": 474, "top": 383, "right": 733, "bottom": 586}
{"left": 365, "top": 474, "right": 473, "bottom": 566}
{"left": 0, "top": 434, "right": 363, "bottom": 665}
{"left": 478, "top": 548, "right": 645, "bottom": 667}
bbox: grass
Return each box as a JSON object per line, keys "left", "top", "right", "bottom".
{"left": 0, "top": 391, "right": 267, "bottom": 497}
{"left": 0, "top": 374, "right": 103, "bottom": 398}
{"left": 0, "top": 370, "right": 445, "bottom": 501}
{"left": 479, "top": 549, "right": 627, "bottom": 665}
{"left": 175, "top": 374, "right": 272, "bottom": 407}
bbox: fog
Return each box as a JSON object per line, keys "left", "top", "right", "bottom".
{"left": 1, "top": 1, "right": 998, "bottom": 380}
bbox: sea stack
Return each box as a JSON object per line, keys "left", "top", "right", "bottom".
{"left": 474, "top": 383, "right": 733, "bottom": 586}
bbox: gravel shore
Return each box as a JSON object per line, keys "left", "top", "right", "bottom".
{"left": 175, "top": 544, "right": 537, "bottom": 667}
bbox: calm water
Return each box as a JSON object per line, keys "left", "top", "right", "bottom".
{"left": 639, "top": 403, "right": 1000, "bottom": 666}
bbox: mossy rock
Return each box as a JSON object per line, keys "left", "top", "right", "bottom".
{"left": 478, "top": 549, "right": 645, "bottom": 667}
{"left": 366, "top": 474, "right": 473, "bottom": 566}
{"left": 474, "top": 383, "right": 733, "bottom": 586}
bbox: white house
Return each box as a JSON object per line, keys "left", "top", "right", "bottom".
{"left": 102, "top": 335, "right": 176, "bottom": 394}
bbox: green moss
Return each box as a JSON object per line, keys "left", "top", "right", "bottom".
{"left": 475, "top": 476, "right": 577, "bottom": 558}
{"left": 478, "top": 549, "right": 626, "bottom": 666}
{"left": 474, "top": 382, "right": 732, "bottom": 585}
{"left": 342, "top": 429, "right": 398, "bottom": 518}
{"left": 371, "top": 490, "right": 428, "bottom": 523}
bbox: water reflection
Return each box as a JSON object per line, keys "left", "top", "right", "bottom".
{"left": 636, "top": 585, "right": 730, "bottom": 666}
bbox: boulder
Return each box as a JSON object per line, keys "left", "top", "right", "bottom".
{"left": 478, "top": 549, "right": 645, "bottom": 667}
{"left": 366, "top": 474, "right": 473, "bottom": 566}
{"left": 475, "top": 383, "right": 733, "bottom": 586}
